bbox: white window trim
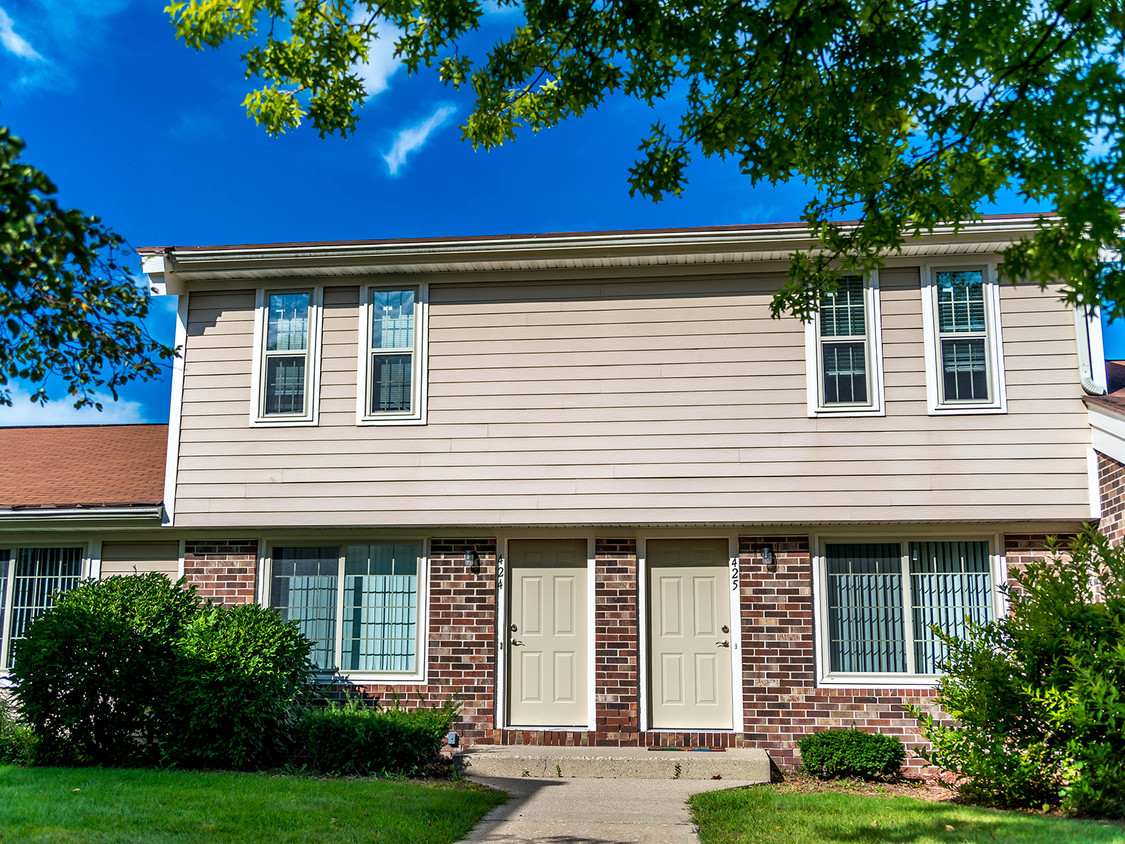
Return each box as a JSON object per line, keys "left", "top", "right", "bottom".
{"left": 920, "top": 262, "right": 1007, "bottom": 415}
{"left": 804, "top": 272, "right": 885, "bottom": 417}
{"left": 0, "top": 542, "right": 92, "bottom": 677}
{"left": 356, "top": 283, "right": 428, "bottom": 426}
{"left": 249, "top": 286, "right": 323, "bottom": 427}
{"left": 259, "top": 538, "right": 429, "bottom": 684}
{"left": 810, "top": 530, "right": 1004, "bottom": 689}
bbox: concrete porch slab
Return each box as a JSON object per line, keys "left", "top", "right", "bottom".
{"left": 457, "top": 744, "right": 771, "bottom": 781}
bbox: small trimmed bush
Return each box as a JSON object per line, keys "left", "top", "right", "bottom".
{"left": 301, "top": 697, "right": 460, "bottom": 776}
{"left": 798, "top": 729, "right": 905, "bottom": 780}
{"left": 161, "top": 603, "right": 315, "bottom": 770}
{"left": 12, "top": 573, "right": 199, "bottom": 765}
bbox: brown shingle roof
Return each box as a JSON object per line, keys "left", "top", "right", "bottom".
{"left": 0, "top": 424, "right": 167, "bottom": 510}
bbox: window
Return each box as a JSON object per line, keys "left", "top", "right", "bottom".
{"left": 268, "top": 543, "right": 425, "bottom": 678}
{"left": 0, "top": 546, "right": 84, "bottom": 670}
{"left": 358, "top": 285, "right": 427, "bottom": 424}
{"left": 818, "top": 539, "right": 996, "bottom": 682}
{"left": 805, "top": 274, "right": 884, "bottom": 416}
{"left": 921, "top": 266, "right": 1006, "bottom": 413}
{"left": 251, "top": 288, "right": 322, "bottom": 425}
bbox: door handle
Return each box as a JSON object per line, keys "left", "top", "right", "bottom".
{"left": 716, "top": 640, "right": 729, "bottom": 647}
{"left": 510, "top": 638, "right": 524, "bottom": 646}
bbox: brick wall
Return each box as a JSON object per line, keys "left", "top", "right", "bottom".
{"left": 737, "top": 536, "right": 939, "bottom": 769}
{"left": 182, "top": 539, "right": 258, "bottom": 604}
{"left": 594, "top": 538, "right": 639, "bottom": 745}
{"left": 1099, "top": 451, "right": 1125, "bottom": 545}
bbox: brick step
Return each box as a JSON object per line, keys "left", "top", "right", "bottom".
{"left": 456, "top": 744, "right": 771, "bottom": 781}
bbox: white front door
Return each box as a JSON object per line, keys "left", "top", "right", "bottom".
{"left": 648, "top": 538, "right": 733, "bottom": 730}
{"left": 508, "top": 539, "right": 588, "bottom": 727}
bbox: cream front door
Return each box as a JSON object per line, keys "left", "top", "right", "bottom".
{"left": 508, "top": 539, "right": 588, "bottom": 727}
{"left": 648, "top": 538, "right": 734, "bottom": 730}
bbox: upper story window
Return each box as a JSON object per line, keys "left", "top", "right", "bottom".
{"left": 816, "top": 538, "right": 997, "bottom": 685}
{"left": 921, "top": 266, "right": 1006, "bottom": 414}
{"left": 267, "top": 542, "right": 426, "bottom": 681}
{"left": 805, "top": 274, "right": 885, "bottom": 416}
{"left": 358, "top": 285, "right": 427, "bottom": 425}
{"left": 1, "top": 546, "right": 84, "bottom": 671}
{"left": 251, "top": 288, "right": 322, "bottom": 425}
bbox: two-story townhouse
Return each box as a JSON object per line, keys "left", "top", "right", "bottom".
{"left": 0, "top": 215, "right": 1113, "bottom": 767}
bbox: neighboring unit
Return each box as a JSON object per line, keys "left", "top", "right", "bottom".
{"left": 0, "top": 217, "right": 1114, "bottom": 767}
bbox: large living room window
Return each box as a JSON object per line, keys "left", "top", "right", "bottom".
{"left": 818, "top": 539, "right": 996, "bottom": 683}
{"left": 358, "top": 285, "right": 427, "bottom": 425}
{"left": 805, "top": 274, "right": 884, "bottom": 416}
{"left": 251, "top": 288, "right": 322, "bottom": 425}
{"left": 0, "top": 546, "right": 84, "bottom": 670}
{"left": 268, "top": 543, "right": 425, "bottom": 679}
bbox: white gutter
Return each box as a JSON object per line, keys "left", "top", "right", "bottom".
{"left": 0, "top": 506, "right": 165, "bottom": 524}
{"left": 139, "top": 214, "right": 1063, "bottom": 290}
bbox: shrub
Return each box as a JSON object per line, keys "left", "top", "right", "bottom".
{"left": 301, "top": 696, "right": 460, "bottom": 776}
{"left": 160, "top": 603, "right": 315, "bottom": 770}
{"left": 911, "top": 527, "right": 1125, "bottom": 817}
{"left": 11, "top": 574, "right": 200, "bottom": 765}
{"left": 0, "top": 695, "right": 34, "bottom": 765}
{"left": 798, "top": 728, "right": 905, "bottom": 780}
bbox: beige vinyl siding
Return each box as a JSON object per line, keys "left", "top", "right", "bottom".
{"left": 173, "top": 268, "right": 1091, "bottom": 527}
{"left": 100, "top": 541, "right": 180, "bottom": 578}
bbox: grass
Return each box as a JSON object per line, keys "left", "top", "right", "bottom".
{"left": 690, "top": 786, "right": 1125, "bottom": 844}
{"left": 0, "top": 765, "right": 506, "bottom": 843}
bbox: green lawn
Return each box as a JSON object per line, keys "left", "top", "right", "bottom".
{"left": 0, "top": 766, "right": 506, "bottom": 843}
{"left": 690, "top": 786, "right": 1125, "bottom": 844}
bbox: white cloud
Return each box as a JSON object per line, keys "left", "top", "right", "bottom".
{"left": 382, "top": 104, "right": 458, "bottom": 177}
{"left": 0, "top": 6, "right": 43, "bottom": 61}
{"left": 349, "top": 10, "right": 403, "bottom": 99}
{"left": 0, "top": 384, "right": 148, "bottom": 427}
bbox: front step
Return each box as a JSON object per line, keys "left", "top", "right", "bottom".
{"left": 457, "top": 744, "right": 771, "bottom": 781}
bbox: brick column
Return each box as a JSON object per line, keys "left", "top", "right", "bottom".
{"left": 595, "top": 538, "right": 639, "bottom": 745}
{"left": 182, "top": 539, "right": 258, "bottom": 604}
{"left": 1098, "top": 451, "right": 1125, "bottom": 545}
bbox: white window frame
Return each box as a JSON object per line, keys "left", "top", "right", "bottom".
{"left": 356, "top": 283, "right": 428, "bottom": 426}
{"left": 811, "top": 531, "right": 1004, "bottom": 689}
{"left": 249, "top": 286, "right": 323, "bottom": 426}
{"left": 920, "top": 262, "right": 1006, "bottom": 415}
{"left": 259, "top": 539, "right": 429, "bottom": 684}
{"left": 0, "top": 543, "right": 90, "bottom": 675}
{"left": 804, "top": 272, "right": 885, "bottom": 417}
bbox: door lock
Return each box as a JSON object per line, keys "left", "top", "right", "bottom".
{"left": 721, "top": 625, "right": 729, "bottom": 634}
{"left": 510, "top": 623, "right": 518, "bottom": 632}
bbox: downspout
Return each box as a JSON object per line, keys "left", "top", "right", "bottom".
{"left": 1075, "top": 304, "right": 1108, "bottom": 396}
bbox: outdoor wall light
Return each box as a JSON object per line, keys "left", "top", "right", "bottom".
{"left": 464, "top": 549, "right": 481, "bottom": 574}
{"left": 763, "top": 546, "right": 776, "bottom": 573}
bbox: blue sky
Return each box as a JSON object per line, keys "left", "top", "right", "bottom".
{"left": 1, "top": 1, "right": 1120, "bottom": 424}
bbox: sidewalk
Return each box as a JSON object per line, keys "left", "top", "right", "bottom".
{"left": 458, "top": 775, "right": 756, "bottom": 844}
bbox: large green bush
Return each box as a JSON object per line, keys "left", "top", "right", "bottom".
{"left": 11, "top": 573, "right": 199, "bottom": 765}
{"left": 912, "top": 527, "right": 1125, "bottom": 817}
{"left": 301, "top": 697, "right": 460, "bottom": 776}
{"left": 798, "top": 729, "right": 904, "bottom": 780}
{"left": 161, "top": 603, "right": 315, "bottom": 769}
{"left": 12, "top": 574, "right": 314, "bottom": 770}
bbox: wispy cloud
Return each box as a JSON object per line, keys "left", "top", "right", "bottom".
{"left": 0, "top": 385, "right": 148, "bottom": 427}
{"left": 349, "top": 10, "right": 403, "bottom": 98}
{"left": 382, "top": 104, "right": 458, "bottom": 177}
{"left": 0, "top": 7, "right": 43, "bottom": 61}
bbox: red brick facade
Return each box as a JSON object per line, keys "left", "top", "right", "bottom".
{"left": 179, "top": 531, "right": 1058, "bottom": 768}
{"left": 183, "top": 539, "right": 258, "bottom": 604}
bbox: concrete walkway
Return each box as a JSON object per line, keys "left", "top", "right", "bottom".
{"left": 457, "top": 775, "right": 757, "bottom": 844}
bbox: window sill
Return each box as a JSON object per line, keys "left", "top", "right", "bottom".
{"left": 809, "top": 406, "right": 886, "bottom": 418}
{"left": 315, "top": 671, "right": 426, "bottom": 686}
{"left": 817, "top": 673, "right": 939, "bottom": 690}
